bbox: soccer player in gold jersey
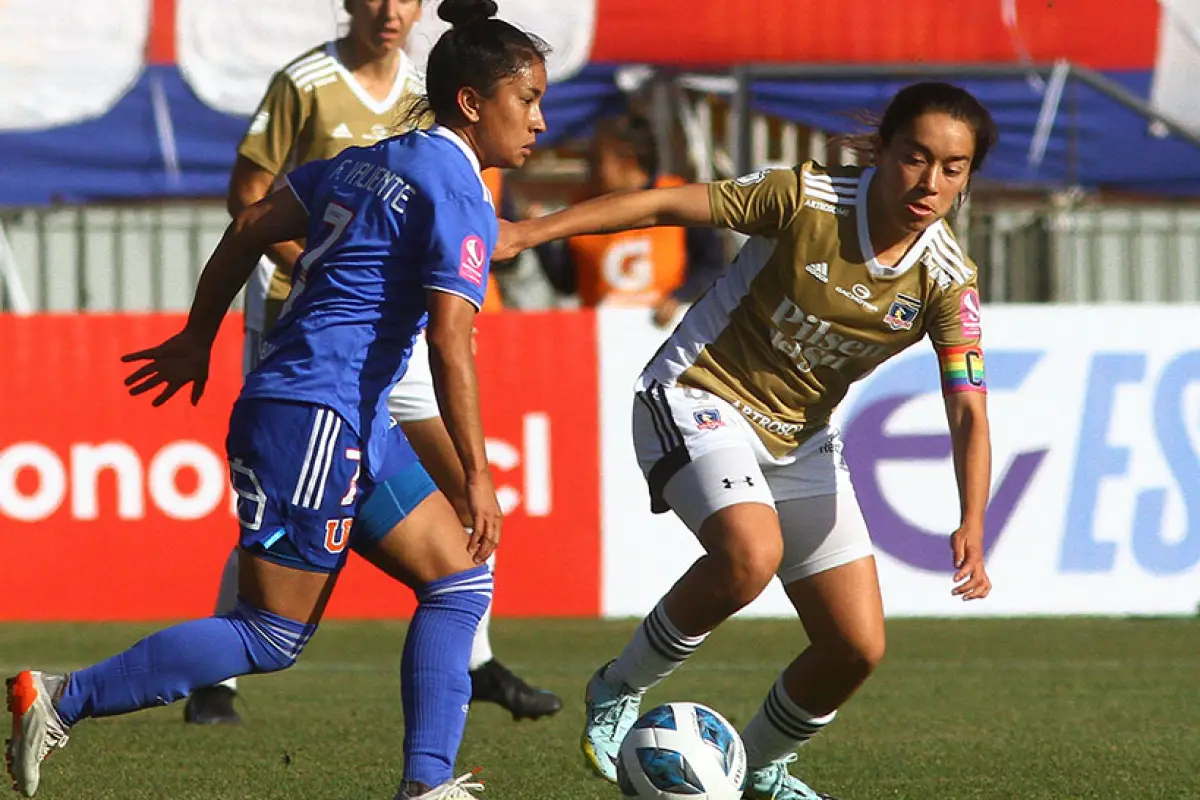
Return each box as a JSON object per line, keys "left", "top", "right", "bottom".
{"left": 499, "top": 82, "right": 998, "bottom": 799}
{"left": 188, "top": 0, "right": 561, "bottom": 726}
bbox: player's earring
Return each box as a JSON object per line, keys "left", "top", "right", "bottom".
{"left": 955, "top": 186, "right": 970, "bottom": 211}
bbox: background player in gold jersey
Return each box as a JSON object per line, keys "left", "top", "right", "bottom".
{"left": 498, "top": 82, "right": 998, "bottom": 799}
{"left": 188, "top": 0, "right": 561, "bottom": 726}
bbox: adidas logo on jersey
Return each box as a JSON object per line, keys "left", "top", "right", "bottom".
{"left": 805, "top": 262, "right": 829, "bottom": 283}
{"left": 331, "top": 123, "right": 353, "bottom": 139}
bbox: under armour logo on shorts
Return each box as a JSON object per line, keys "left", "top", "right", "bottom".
{"left": 721, "top": 476, "right": 755, "bottom": 489}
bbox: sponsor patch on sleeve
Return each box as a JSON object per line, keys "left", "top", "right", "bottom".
{"left": 249, "top": 110, "right": 270, "bottom": 136}
{"left": 458, "top": 234, "right": 485, "bottom": 286}
{"left": 733, "top": 169, "right": 771, "bottom": 186}
{"left": 959, "top": 288, "right": 982, "bottom": 338}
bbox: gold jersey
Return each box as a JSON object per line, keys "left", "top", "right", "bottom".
{"left": 237, "top": 42, "right": 423, "bottom": 304}
{"left": 639, "top": 162, "right": 983, "bottom": 459}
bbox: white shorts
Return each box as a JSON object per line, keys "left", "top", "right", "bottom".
{"left": 242, "top": 258, "right": 274, "bottom": 375}
{"left": 243, "top": 329, "right": 263, "bottom": 376}
{"left": 244, "top": 258, "right": 274, "bottom": 335}
{"left": 632, "top": 383, "right": 872, "bottom": 583}
{"left": 386, "top": 331, "right": 439, "bottom": 423}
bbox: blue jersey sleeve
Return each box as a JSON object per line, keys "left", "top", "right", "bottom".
{"left": 421, "top": 195, "right": 497, "bottom": 310}
{"left": 284, "top": 158, "right": 331, "bottom": 213}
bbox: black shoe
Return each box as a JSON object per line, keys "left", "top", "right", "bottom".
{"left": 469, "top": 659, "right": 563, "bottom": 721}
{"left": 183, "top": 685, "right": 242, "bottom": 725}
{"left": 394, "top": 780, "right": 430, "bottom": 799}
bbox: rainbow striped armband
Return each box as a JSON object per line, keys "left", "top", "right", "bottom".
{"left": 937, "top": 344, "right": 987, "bottom": 394}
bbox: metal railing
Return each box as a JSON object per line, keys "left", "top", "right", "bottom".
{"left": 967, "top": 201, "right": 1200, "bottom": 303}
{"left": 0, "top": 203, "right": 231, "bottom": 313}
{"left": 2, "top": 197, "right": 1199, "bottom": 313}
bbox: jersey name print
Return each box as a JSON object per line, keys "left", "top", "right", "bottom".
{"left": 236, "top": 42, "right": 424, "bottom": 306}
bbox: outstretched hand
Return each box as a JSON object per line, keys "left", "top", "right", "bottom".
{"left": 121, "top": 328, "right": 213, "bottom": 407}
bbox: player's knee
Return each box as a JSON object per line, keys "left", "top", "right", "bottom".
{"left": 227, "top": 601, "right": 318, "bottom": 674}
{"left": 821, "top": 628, "right": 886, "bottom": 680}
{"left": 713, "top": 536, "right": 782, "bottom": 609}
{"left": 848, "top": 634, "right": 886, "bottom": 678}
{"left": 698, "top": 505, "right": 783, "bottom": 607}
{"left": 416, "top": 564, "right": 493, "bottom": 617}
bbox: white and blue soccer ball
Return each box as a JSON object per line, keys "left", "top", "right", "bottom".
{"left": 616, "top": 702, "right": 747, "bottom": 800}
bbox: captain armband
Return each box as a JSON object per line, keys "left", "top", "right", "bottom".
{"left": 937, "top": 344, "right": 987, "bottom": 394}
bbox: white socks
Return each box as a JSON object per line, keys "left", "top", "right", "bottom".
{"left": 607, "top": 601, "right": 709, "bottom": 692}
{"left": 467, "top": 553, "right": 497, "bottom": 670}
{"left": 741, "top": 674, "right": 836, "bottom": 769}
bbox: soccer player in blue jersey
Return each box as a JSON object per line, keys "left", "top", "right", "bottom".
{"left": 3, "top": 2, "right": 546, "bottom": 798}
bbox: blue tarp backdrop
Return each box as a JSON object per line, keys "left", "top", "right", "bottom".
{"left": 751, "top": 70, "right": 1200, "bottom": 195}
{"left": 2, "top": 66, "right": 1198, "bottom": 205}
{"left": 0, "top": 65, "right": 627, "bottom": 207}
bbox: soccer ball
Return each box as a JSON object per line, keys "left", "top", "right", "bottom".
{"left": 616, "top": 702, "right": 747, "bottom": 800}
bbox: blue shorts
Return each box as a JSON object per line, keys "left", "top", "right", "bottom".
{"left": 226, "top": 398, "right": 436, "bottom": 573}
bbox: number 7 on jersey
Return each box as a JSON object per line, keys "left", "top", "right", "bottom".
{"left": 280, "top": 202, "right": 355, "bottom": 318}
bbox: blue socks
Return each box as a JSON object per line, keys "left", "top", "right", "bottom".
{"left": 52, "top": 565, "right": 492, "bottom": 792}
{"left": 56, "top": 601, "right": 315, "bottom": 726}
{"left": 402, "top": 565, "right": 493, "bottom": 787}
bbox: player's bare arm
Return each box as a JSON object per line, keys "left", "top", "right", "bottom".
{"left": 495, "top": 183, "right": 713, "bottom": 259}
{"left": 121, "top": 188, "right": 309, "bottom": 407}
{"left": 426, "top": 289, "right": 502, "bottom": 564}
{"left": 944, "top": 388, "right": 993, "bottom": 600}
{"left": 187, "top": 187, "right": 309, "bottom": 344}
{"left": 228, "top": 155, "right": 307, "bottom": 272}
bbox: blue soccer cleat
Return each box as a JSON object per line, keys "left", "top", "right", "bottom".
{"left": 742, "top": 753, "right": 838, "bottom": 800}
{"left": 580, "top": 661, "right": 642, "bottom": 782}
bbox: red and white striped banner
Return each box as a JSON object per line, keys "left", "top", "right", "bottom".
{"left": 0, "top": 0, "right": 1164, "bottom": 132}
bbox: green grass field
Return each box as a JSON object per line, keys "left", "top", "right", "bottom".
{"left": 3, "top": 618, "right": 1198, "bottom": 800}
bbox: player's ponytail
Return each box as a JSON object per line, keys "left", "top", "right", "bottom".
{"left": 436, "top": 0, "right": 497, "bottom": 27}
{"left": 396, "top": 0, "right": 550, "bottom": 131}
{"left": 828, "top": 110, "right": 883, "bottom": 168}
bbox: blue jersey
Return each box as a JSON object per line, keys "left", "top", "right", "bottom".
{"left": 241, "top": 126, "right": 496, "bottom": 477}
